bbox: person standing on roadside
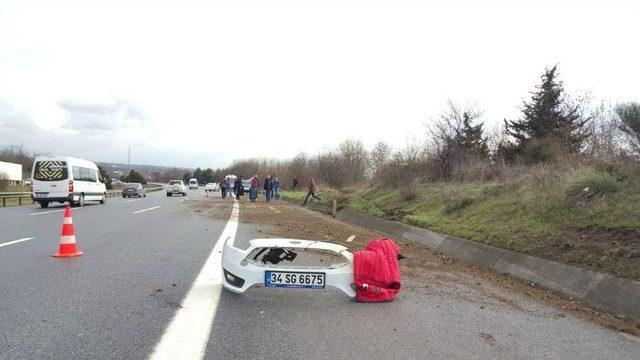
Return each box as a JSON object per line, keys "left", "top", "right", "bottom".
{"left": 235, "top": 175, "right": 244, "bottom": 200}
{"left": 302, "top": 176, "right": 321, "bottom": 205}
{"left": 226, "top": 175, "right": 236, "bottom": 200}
{"left": 221, "top": 177, "right": 227, "bottom": 198}
{"left": 264, "top": 175, "right": 273, "bottom": 202}
{"left": 292, "top": 177, "right": 298, "bottom": 191}
{"left": 250, "top": 174, "right": 260, "bottom": 202}
{"left": 273, "top": 176, "right": 281, "bottom": 200}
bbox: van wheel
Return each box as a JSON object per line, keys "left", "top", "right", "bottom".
{"left": 77, "top": 194, "right": 85, "bottom": 207}
{"left": 39, "top": 201, "right": 49, "bottom": 208}
{"left": 100, "top": 194, "right": 106, "bottom": 204}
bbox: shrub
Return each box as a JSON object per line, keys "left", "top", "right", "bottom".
{"left": 521, "top": 137, "right": 565, "bottom": 163}
{"left": 567, "top": 172, "right": 619, "bottom": 199}
{"left": 399, "top": 182, "right": 421, "bottom": 202}
{"left": 444, "top": 196, "right": 475, "bottom": 214}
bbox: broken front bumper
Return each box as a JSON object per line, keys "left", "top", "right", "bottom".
{"left": 221, "top": 237, "right": 356, "bottom": 298}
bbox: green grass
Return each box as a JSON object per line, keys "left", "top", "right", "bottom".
{"left": 326, "top": 165, "right": 640, "bottom": 279}
{"left": 281, "top": 190, "right": 334, "bottom": 205}
{"left": 283, "top": 168, "right": 640, "bottom": 242}
{"left": 1, "top": 184, "right": 30, "bottom": 192}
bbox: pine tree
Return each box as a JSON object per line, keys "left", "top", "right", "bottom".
{"left": 504, "top": 65, "right": 590, "bottom": 155}
{"left": 459, "top": 112, "right": 489, "bottom": 158}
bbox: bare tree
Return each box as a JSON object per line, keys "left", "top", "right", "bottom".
{"left": 428, "top": 101, "right": 486, "bottom": 179}
{"left": 370, "top": 141, "right": 392, "bottom": 176}
{"left": 338, "top": 139, "right": 369, "bottom": 185}
{"left": 616, "top": 102, "right": 640, "bottom": 157}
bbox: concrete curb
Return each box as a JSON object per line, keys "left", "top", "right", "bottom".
{"left": 297, "top": 201, "right": 640, "bottom": 324}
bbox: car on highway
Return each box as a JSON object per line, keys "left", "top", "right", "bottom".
{"left": 188, "top": 178, "right": 198, "bottom": 190}
{"left": 166, "top": 180, "right": 187, "bottom": 196}
{"left": 122, "top": 183, "right": 146, "bottom": 198}
{"left": 205, "top": 182, "right": 220, "bottom": 192}
{"left": 30, "top": 155, "right": 107, "bottom": 208}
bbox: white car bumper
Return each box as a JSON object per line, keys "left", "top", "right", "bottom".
{"left": 221, "top": 237, "right": 356, "bottom": 298}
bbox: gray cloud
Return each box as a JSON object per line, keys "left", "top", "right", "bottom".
{"left": 0, "top": 100, "right": 39, "bottom": 131}
{"left": 57, "top": 98, "right": 146, "bottom": 132}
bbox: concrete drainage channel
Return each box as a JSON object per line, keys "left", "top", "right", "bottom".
{"left": 296, "top": 202, "right": 640, "bottom": 325}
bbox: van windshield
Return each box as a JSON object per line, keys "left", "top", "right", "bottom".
{"left": 33, "top": 160, "right": 68, "bottom": 181}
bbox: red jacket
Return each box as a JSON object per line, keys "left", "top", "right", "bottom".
{"left": 308, "top": 178, "right": 316, "bottom": 192}
{"left": 250, "top": 177, "right": 260, "bottom": 188}
{"left": 353, "top": 238, "right": 402, "bottom": 302}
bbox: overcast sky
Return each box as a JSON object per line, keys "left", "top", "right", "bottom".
{"left": 0, "top": 0, "right": 638, "bottom": 168}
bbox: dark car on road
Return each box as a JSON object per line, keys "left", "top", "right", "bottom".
{"left": 122, "top": 183, "right": 146, "bottom": 198}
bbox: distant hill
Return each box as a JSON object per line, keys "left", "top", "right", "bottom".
{"left": 98, "top": 162, "right": 190, "bottom": 181}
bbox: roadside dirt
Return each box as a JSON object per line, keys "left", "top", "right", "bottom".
{"left": 534, "top": 228, "right": 640, "bottom": 281}
{"left": 190, "top": 196, "right": 640, "bottom": 337}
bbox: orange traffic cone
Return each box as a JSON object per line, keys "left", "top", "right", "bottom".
{"left": 53, "top": 205, "right": 83, "bottom": 258}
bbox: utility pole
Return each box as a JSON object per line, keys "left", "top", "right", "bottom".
{"left": 128, "top": 146, "right": 131, "bottom": 173}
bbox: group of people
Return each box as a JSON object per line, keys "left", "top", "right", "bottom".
{"left": 218, "top": 175, "right": 321, "bottom": 205}
{"left": 248, "top": 174, "right": 281, "bottom": 202}
{"left": 220, "top": 175, "right": 241, "bottom": 200}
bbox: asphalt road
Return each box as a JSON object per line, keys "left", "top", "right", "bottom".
{"left": 1, "top": 189, "right": 639, "bottom": 359}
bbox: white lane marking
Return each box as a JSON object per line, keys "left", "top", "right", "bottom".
{"left": 0, "top": 237, "right": 34, "bottom": 248}
{"left": 133, "top": 206, "right": 162, "bottom": 214}
{"left": 124, "top": 199, "right": 139, "bottom": 203}
{"left": 29, "top": 207, "right": 83, "bottom": 216}
{"left": 150, "top": 200, "right": 239, "bottom": 360}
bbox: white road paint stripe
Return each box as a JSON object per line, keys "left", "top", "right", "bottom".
{"left": 124, "top": 199, "right": 139, "bottom": 203}
{"left": 0, "top": 237, "right": 34, "bottom": 248}
{"left": 150, "top": 200, "right": 239, "bottom": 360}
{"left": 29, "top": 207, "right": 83, "bottom": 216}
{"left": 133, "top": 206, "right": 162, "bottom": 214}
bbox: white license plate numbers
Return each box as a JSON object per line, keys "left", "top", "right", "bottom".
{"left": 265, "top": 271, "right": 325, "bottom": 289}
{"left": 34, "top": 193, "right": 48, "bottom": 198}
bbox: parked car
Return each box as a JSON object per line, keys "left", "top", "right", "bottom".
{"left": 188, "top": 178, "right": 198, "bottom": 190}
{"left": 24, "top": 178, "right": 32, "bottom": 186}
{"left": 30, "top": 155, "right": 107, "bottom": 208}
{"left": 122, "top": 183, "right": 146, "bottom": 198}
{"left": 205, "top": 182, "right": 220, "bottom": 192}
{"left": 166, "top": 180, "right": 187, "bottom": 196}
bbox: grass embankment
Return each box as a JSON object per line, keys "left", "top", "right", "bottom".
{"left": 284, "top": 165, "right": 640, "bottom": 280}
{"left": 281, "top": 189, "right": 335, "bottom": 205}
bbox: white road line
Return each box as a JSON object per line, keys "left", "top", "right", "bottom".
{"left": 150, "top": 200, "right": 239, "bottom": 360}
{"left": 0, "top": 237, "right": 34, "bottom": 248}
{"left": 133, "top": 206, "right": 162, "bottom": 214}
{"left": 124, "top": 199, "right": 139, "bottom": 203}
{"left": 29, "top": 207, "right": 83, "bottom": 216}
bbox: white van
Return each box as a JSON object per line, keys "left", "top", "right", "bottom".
{"left": 189, "top": 178, "right": 198, "bottom": 189}
{"left": 31, "top": 156, "right": 107, "bottom": 208}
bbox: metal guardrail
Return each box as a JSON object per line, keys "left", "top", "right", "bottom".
{"left": 0, "top": 186, "right": 165, "bottom": 207}
{"left": 0, "top": 192, "right": 32, "bottom": 207}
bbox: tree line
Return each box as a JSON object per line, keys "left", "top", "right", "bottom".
{"left": 2, "top": 65, "right": 638, "bottom": 191}
{"left": 206, "top": 65, "right": 640, "bottom": 189}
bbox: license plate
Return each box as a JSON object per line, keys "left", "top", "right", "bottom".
{"left": 265, "top": 271, "right": 325, "bottom": 289}
{"left": 34, "top": 193, "right": 48, "bottom": 198}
